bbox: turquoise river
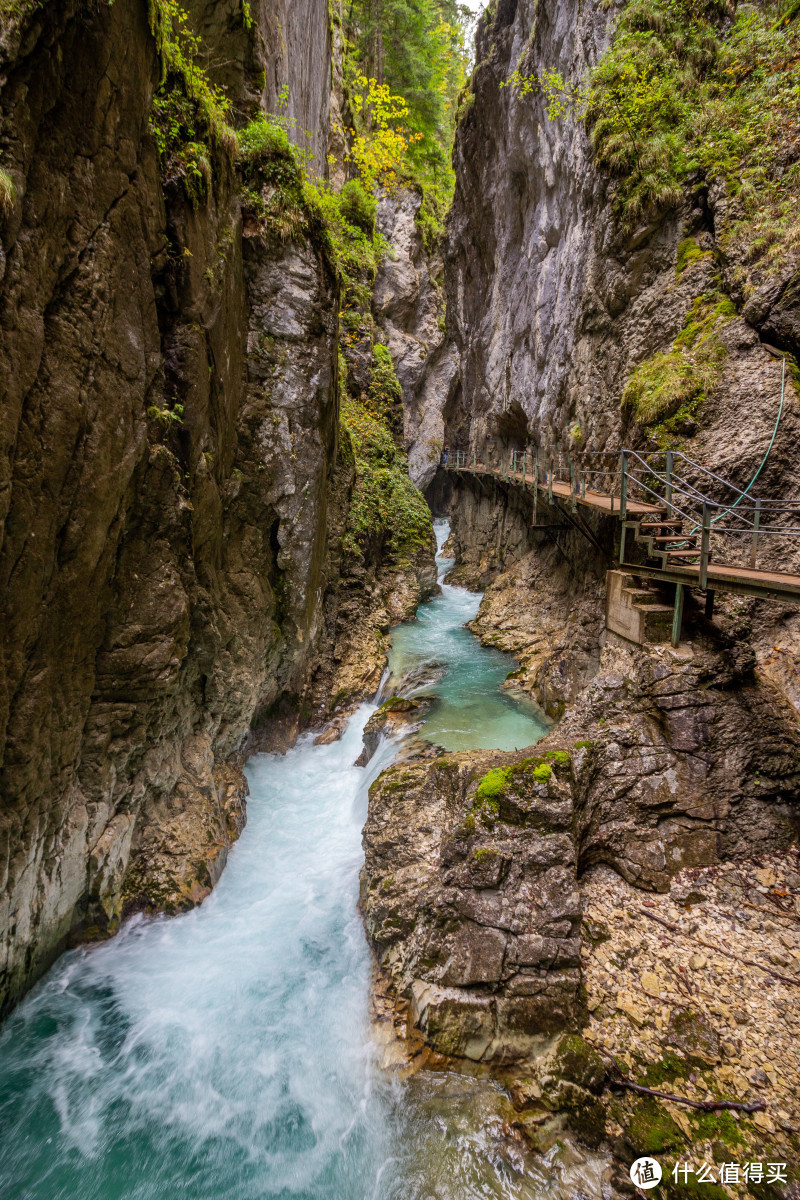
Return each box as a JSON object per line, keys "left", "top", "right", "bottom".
{"left": 0, "top": 522, "right": 605, "bottom": 1200}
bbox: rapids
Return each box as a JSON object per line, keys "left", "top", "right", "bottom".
{"left": 0, "top": 521, "right": 604, "bottom": 1200}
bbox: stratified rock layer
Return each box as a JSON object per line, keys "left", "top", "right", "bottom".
{"left": 362, "top": 634, "right": 800, "bottom": 1060}
{"left": 362, "top": 751, "right": 584, "bottom": 1062}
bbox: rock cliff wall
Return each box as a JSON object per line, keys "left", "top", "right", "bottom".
{"left": 0, "top": 0, "right": 433, "bottom": 1015}
{"left": 445, "top": 0, "right": 800, "bottom": 460}
{"left": 359, "top": 0, "right": 800, "bottom": 1099}
{"left": 434, "top": 0, "right": 800, "bottom": 712}
{"left": 372, "top": 190, "right": 459, "bottom": 490}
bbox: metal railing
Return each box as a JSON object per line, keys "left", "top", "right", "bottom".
{"left": 443, "top": 443, "right": 800, "bottom": 581}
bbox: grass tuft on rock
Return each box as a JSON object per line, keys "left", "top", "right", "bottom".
{"left": 0, "top": 167, "right": 16, "bottom": 216}
{"left": 622, "top": 291, "right": 733, "bottom": 427}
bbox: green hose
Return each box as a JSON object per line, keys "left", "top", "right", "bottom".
{"left": 710, "top": 356, "right": 786, "bottom": 524}
{"left": 678, "top": 356, "right": 787, "bottom": 540}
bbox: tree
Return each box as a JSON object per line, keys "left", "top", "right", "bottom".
{"left": 345, "top": 0, "right": 470, "bottom": 185}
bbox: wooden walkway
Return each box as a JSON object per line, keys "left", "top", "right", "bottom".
{"left": 458, "top": 462, "right": 663, "bottom": 515}
{"left": 628, "top": 560, "right": 800, "bottom": 604}
{"left": 447, "top": 460, "right": 800, "bottom": 605}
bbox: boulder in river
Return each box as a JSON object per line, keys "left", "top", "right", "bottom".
{"left": 356, "top": 697, "right": 432, "bottom": 766}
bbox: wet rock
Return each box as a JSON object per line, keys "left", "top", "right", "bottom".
{"left": 358, "top": 696, "right": 430, "bottom": 765}
{"left": 362, "top": 749, "right": 584, "bottom": 1061}
{"left": 508, "top": 1034, "right": 608, "bottom": 1150}
{"left": 386, "top": 658, "right": 448, "bottom": 696}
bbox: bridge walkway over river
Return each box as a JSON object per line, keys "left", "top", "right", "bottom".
{"left": 445, "top": 441, "right": 800, "bottom": 647}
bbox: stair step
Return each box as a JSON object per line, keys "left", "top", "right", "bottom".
{"left": 660, "top": 549, "right": 702, "bottom": 559}
{"left": 641, "top": 519, "right": 683, "bottom": 528}
{"left": 623, "top": 588, "right": 658, "bottom": 602}
{"left": 651, "top": 535, "right": 696, "bottom": 545}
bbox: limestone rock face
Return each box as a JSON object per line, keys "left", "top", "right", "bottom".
{"left": 361, "top": 753, "right": 584, "bottom": 1062}
{"left": 183, "top": 0, "right": 332, "bottom": 170}
{"left": 435, "top": 0, "right": 800, "bottom": 692}
{"left": 561, "top": 638, "right": 800, "bottom": 891}
{"left": 372, "top": 191, "right": 458, "bottom": 491}
{"left": 0, "top": 0, "right": 434, "bottom": 1015}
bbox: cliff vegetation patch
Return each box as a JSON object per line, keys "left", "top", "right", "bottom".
{"left": 149, "top": 0, "right": 235, "bottom": 207}
{"left": 506, "top": 0, "right": 800, "bottom": 263}
{"left": 339, "top": 391, "right": 432, "bottom": 563}
{"left": 587, "top": 0, "right": 800, "bottom": 253}
{"left": 622, "top": 291, "right": 735, "bottom": 432}
{"left": 0, "top": 166, "right": 15, "bottom": 216}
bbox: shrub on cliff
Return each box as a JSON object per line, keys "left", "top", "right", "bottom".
{"left": 340, "top": 394, "right": 431, "bottom": 564}
{"left": 338, "top": 180, "right": 377, "bottom": 237}
{"left": 622, "top": 293, "right": 734, "bottom": 430}
{"left": 148, "top": 0, "right": 235, "bottom": 208}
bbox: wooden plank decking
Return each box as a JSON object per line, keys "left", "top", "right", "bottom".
{"left": 452, "top": 462, "right": 664, "bottom": 515}
{"left": 447, "top": 461, "right": 800, "bottom": 602}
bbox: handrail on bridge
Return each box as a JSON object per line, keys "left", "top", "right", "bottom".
{"left": 443, "top": 439, "right": 800, "bottom": 580}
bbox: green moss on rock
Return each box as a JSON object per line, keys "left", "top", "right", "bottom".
{"left": 474, "top": 766, "right": 510, "bottom": 811}
{"left": 552, "top": 1034, "right": 606, "bottom": 1093}
{"left": 622, "top": 292, "right": 733, "bottom": 427}
{"left": 378, "top": 696, "right": 417, "bottom": 713}
{"left": 637, "top": 1050, "right": 690, "bottom": 1088}
{"left": 625, "top": 1097, "right": 683, "bottom": 1154}
{"left": 340, "top": 393, "right": 432, "bottom": 564}
{"left": 676, "top": 236, "right": 709, "bottom": 276}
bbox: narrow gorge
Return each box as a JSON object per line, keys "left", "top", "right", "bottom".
{"left": 1, "top": 0, "right": 800, "bottom": 1195}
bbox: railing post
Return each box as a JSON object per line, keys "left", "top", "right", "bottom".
{"left": 548, "top": 457, "right": 553, "bottom": 506}
{"left": 522, "top": 451, "right": 527, "bottom": 487}
{"left": 620, "top": 451, "right": 628, "bottom": 522}
{"left": 665, "top": 450, "right": 674, "bottom": 511}
{"left": 472, "top": 448, "right": 476, "bottom": 476}
{"left": 672, "top": 583, "right": 684, "bottom": 648}
{"left": 699, "top": 502, "right": 711, "bottom": 590}
{"left": 750, "top": 499, "right": 761, "bottom": 569}
{"left": 533, "top": 459, "right": 539, "bottom": 525}
{"left": 568, "top": 455, "right": 576, "bottom": 512}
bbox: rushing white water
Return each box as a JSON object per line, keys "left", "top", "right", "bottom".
{"left": 0, "top": 522, "right": 603, "bottom": 1200}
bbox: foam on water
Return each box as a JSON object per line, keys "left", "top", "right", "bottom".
{"left": 0, "top": 522, "right": 600, "bottom": 1200}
